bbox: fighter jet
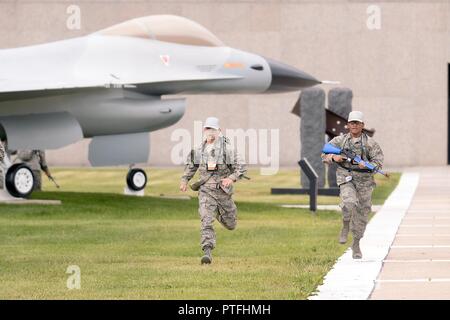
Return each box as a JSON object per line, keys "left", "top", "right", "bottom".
{"left": 0, "top": 15, "right": 324, "bottom": 197}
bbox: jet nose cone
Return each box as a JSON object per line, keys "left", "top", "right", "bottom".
{"left": 266, "top": 58, "right": 320, "bottom": 92}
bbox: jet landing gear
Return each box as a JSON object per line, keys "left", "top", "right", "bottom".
{"left": 5, "top": 163, "right": 35, "bottom": 198}
{"left": 126, "top": 168, "right": 148, "bottom": 191}
{"left": 125, "top": 167, "right": 147, "bottom": 196}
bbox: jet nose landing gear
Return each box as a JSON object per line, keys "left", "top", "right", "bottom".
{"left": 126, "top": 168, "right": 148, "bottom": 193}
{"left": 5, "top": 163, "right": 35, "bottom": 198}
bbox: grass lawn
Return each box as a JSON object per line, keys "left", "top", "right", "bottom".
{"left": 42, "top": 167, "right": 400, "bottom": 205}
{"left": 0, "top": 168, "right": 400, "bottom": 299}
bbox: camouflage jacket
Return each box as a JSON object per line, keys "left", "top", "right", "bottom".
{"left": 14, "top": 150, "right": 48, "bottom": 171}
{"left": 324, "top": 133, "right": 384, "bottom": 186}
{"left": 181, "top": 136, "right": 247, "bottom": 193}
{"left": 0, "top": 142, "right": 5, "bottom": 167}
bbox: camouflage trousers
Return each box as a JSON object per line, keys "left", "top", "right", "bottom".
{"left": 198, "top": 185, "right": 237, "bottom": 250}
{"left": 339, "top": 175, "right": 374, "bottom": 240}
{"left": 32, "top": 170, "right": 42, "bottom": 191}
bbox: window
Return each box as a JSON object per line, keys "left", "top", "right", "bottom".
{"left": 98, "top": 15, "right": 225, "bottom": 47}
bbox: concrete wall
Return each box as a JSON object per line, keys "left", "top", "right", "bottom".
{"left": 0, "top": 0, "right": 448, "bottom": 167}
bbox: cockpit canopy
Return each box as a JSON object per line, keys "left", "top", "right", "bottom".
{"left": 98, "top": 15, "right": 225, "bottom": 47}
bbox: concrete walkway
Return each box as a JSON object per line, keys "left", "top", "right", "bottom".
{"left": 309, "top": 167, "right": 450, "bottom": 300}
{"left": 309, "top": 171, "right": 419, "bottom": 299}
{"left": 370, "top": 167, "right": 450, "bottom": 299}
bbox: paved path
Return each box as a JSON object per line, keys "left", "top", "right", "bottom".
{"left": 310, "top": 167, "right": 450, "bottom": 300}
{"left": 309, "top": 171, "right": 420, "bottom": 299}
{"left": 370, "top": 167, "right": 450, "bottom": 299}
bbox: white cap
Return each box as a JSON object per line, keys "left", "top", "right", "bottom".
{"left": 348, "top": 111, "right": 364, "bottom": 123}
{"left": 203, "top": 117, "right": 220, "bottom": 130}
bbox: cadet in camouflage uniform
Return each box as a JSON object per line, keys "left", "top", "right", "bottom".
{"left": 180, "top": 117, "right": 247, "bottom": 264}
{"left": 322, "top": 111, "right": 384, "bottom": 259}
{"left": 0, "top": 139, "right": 6, "bottom": 189}
{"left": 14, "top": 150, "right": 52, "bottom": 191}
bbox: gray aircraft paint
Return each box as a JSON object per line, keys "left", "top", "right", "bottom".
{"left": 89, "top": 132, "right": 150, "bottom": 166}
{"left": 0, "top": 15, "right": 321, "bottom": 166}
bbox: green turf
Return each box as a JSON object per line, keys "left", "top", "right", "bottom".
{"left": 0, "top": 168, "right": 400, "bottom": 299}
{"left": 40, "top": 167, "right": 400, "bottom": 205}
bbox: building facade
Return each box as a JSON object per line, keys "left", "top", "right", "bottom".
{"left": 1, "top": 0, "right": 448, "bottom": 167}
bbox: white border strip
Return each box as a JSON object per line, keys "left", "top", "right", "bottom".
{"left": 308, "top": 172, "right": 420, "bottom": 300}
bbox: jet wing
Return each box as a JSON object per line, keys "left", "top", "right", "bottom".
{"left": 0, "top": 74, "right": 244, "bottom": 102}
{"left": 0, "top": 74, "right": 242, "bottom": 151}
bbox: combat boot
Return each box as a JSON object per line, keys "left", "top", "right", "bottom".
{"left": 339, "top": 221, "right": 350, "bottom": 244}
{"left": 201, "top": 246, "right": 212, "bottom": 264}
{"left": 352, "top": 238, "right": 362, "bottom": 259}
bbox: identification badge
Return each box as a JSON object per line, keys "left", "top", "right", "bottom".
{"left": 207, "top": 160, "right": 217, "bottom": 171}
{"left": 345, "top": 176, "right": 353, "bottom": 183}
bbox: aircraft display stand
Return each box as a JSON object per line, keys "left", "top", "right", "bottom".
{"left": 123, "top": 167, "right": 147, "bottom": 197}
{"left": 0, "top": 187, "right": 62, "bottom": 205}
{"left": 123, "top": 186, "right": 145, "bottom": 197}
